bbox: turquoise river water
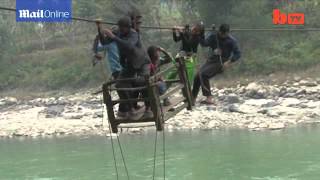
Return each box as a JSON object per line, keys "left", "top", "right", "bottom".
{"left": 1, "top": 125, "right": 320, "bottom": 180}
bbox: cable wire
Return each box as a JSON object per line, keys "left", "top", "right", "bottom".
{"left": 1, "top": 6, "right": 320, "bottom": 32}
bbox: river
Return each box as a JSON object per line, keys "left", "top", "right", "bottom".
{"left": 1, "top": 125, "right": 320, "bottom": 180}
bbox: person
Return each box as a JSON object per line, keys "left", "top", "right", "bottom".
{"left": 127, "top": 8, "right": 142, "bottom": 32}
{"left": 127, "top": 9, "right": 144, "bottom": 110}
{"left": 192, "top": 24, "right": 241, "bottom": 105}
{"left": 92, "top": 25, "right": 121, "bottom": 79}
{"left": 98, "top": 16, "right": 151, "bottom": 119}
{"left": 168, "top": 23, "right": 204, "bottom": 84}
{"left": 147, "top": 45, "right": 173, "bottom": 106}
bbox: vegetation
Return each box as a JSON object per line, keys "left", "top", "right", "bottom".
{"left": 0, "top": 0, "right": 319, "bottom": 91}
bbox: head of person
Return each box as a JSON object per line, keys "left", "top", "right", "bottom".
{"left": 218, "top": 24, "right": 230, "bottom": 39}
{"left": 117, "top": 16, "right": 132, "bottom": 35}
{"left": 147, "top": 46, "right": 160, "bottom": 64}
{"left": 127, "top": 8, "right": 142, "bottom": 31}
{"left": 191, "top": 22, "right": 205, "bottom": 36}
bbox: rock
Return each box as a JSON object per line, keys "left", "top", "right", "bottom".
{"left": 93, "top": 111, "right": 103, "bottom": 118}
{"left": 268, "top": 122, "right": 285, "bottom": 130}
{"left": 129, "top": 128, "right": 142, "bottom": 133}
{"left": 40, "top": 105, "right": 65, "bottom": 118}
{"left": 2, "top": 97, "right": 18, "bottom": 106}
{"left": 228, "top": 104, "right": 242, "bottom": 113}
{"left": 245, "top": 82, "right": 262, "bottom": 98}
{"left": 299, "top": 80, "right": 318, "bottom": 87}
{"left": 293, "top": 76, "right": 302, "bottom": 82}
{"left": 56, "top": 97, "right": 69, "bottom": 105}
{"left": 244, "top": 99, "right": 275, "bottom": 107}
{"left": 225, "top": 94, "right": 241, "bottom": 104}
{"left": 207, "top": 120, "right": 220, "bottom": 129}
{"left": 45, "top": 97, "right": 57, "bottom": 106}
{"left": 261, "top": 100, "right": 279, "bottom": 108}
{"left": 281, "top": 98, "right": 301, "bottom": 107}
{"left": 259, "top": 123, "right": 268, "bottom": 128}
{"left": 64, "top": 114, "right": 84, "bottom": 119}
{"left": 266, "top": 110, "right": 280, "bottom": 118}
{"left": 248, "top": 123, "right": 258, "bottom": 129}
{"left": 295, "top": 89, "right": 307, "bottom": 96}
{"left": 174, "top": 120, "right": 184, "bottom": 127}
{"left": 0, "top": 131, "right": 8, "bottom": 137}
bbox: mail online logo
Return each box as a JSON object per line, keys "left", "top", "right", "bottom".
{"left": 16, "top": 0, "right": 72, "bottom": 22}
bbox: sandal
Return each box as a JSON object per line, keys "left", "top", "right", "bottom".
{"left": 200, "top": 100, "right": 216, "bottom": 105}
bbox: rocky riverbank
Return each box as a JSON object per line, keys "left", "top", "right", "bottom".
{"left": 1, "top": 78, "right": 320, "bottom": 138}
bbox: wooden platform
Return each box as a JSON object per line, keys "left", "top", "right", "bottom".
{"left": 102, "top": 56, "right": 193, "bottom": 133}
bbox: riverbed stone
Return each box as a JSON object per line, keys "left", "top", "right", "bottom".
{"left": 281, "top": 98, "right": 301, "bottom": 107}
{"left": 1, "top": 97, "right": 18, "bottom": 106}
{"left": 40, "top": 105, "right": 65, "bottom": 118}
{"left": 299, "top": 80, "right": 318, "bottom": 87}
{"left": 225, "top": 94, "right": 241, "bottom": 104}
{"left": 207, "top": 120, "right": 220, "bottom": 129}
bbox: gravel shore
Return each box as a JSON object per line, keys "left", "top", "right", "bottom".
{"left": 1, "top": 78, "right": 320, "bottom": 138}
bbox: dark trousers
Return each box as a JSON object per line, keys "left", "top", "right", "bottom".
{"left": 192, "top": 61, "right": 223, "bottom": 98}
{"left": 116, "top": 64, "right": 150, "bottom": 112}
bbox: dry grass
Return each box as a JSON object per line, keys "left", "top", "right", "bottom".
{"left": 1, "top": 65, "right": 319, "bottom": 99}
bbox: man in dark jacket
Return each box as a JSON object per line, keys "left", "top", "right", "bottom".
{"left": 99, "top": 16, "right": 151, "bottom": 119}
{"left": 192, "top": 24, "right": 241, "bottom": 105}
{"left": 170, "top": 23, "right": 204, "bottom": 84}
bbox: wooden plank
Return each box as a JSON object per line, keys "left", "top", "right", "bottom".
{"left": 118, "top": 122, "right": 155, "bottom": 128}
{"left": 112, "top": 98, "right": 147, "bottom": 105}
{"left": 116, "top": 117, "right": 155, "bottom": 124}
{"left": 109, "top": 86, "right": 147, "bottom": 91}
{"left": 105, "top": 77, "right": 139, "bottom": 86}
{"left": 164, "top": 103, "right": 188, "bottom": 121}
{"left": 163, "top": 79, "right": 180, "bottom": 84}
{"left": 162, "top": 96, "right": 185, "bottom": 112}
{"left": 150, "top": 63, "right": 175, "bottom": 82}
{"left": 102, "top": 84, "right": 118, "bottom": 133}
{"left": 160, "top": 84, "right": 184, "bottom": 100}
{"left": 176, "top": 57, "right": 193, "bottom": 110}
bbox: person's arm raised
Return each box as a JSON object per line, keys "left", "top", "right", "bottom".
{"left": 110, "top": 30, "right": 139, "bottom": 51}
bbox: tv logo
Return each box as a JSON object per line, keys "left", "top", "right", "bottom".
{"left": 273, "top": 9, "right": 305, "bottom": 25}
{"left": 16, "top": 0, "right": 72, "bottom": 22}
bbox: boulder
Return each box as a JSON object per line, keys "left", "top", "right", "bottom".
{"left": 244, "top": 99, "right": 275, "bottom": 107}
{"left": 2, "top": 97, "right": 18, "bottom": 106}
{"left": 248, "top": 123, "right": 258, "bottom": 129}
{"left": 281, "top": 98, "right": 301, "bottom": 107}
{"left": 225, "top": 94, "right": 241, "bottom": 104}
{"left": 207, "top": 120, "right": 220, "bottom": 129}
{"left": 40, "top": 105, "right": 65, "bottom": 118}
{"left": 299, "top": 80, "right": 318, "bottom": 87}
{"left": 228, "top": 104, "right": 242, "bottom": 113}
{"left": 268, "top": 122, "right": 285, "bottom": 130}
{"left": 293, "top": 76, "right": 302, "bottom": 82}
{"left": 93, "top": 111, "right": 103, "bottom": 118}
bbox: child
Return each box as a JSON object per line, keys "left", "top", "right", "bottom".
{"left": 147, "top": 46, "right": 173, "bottom": 106}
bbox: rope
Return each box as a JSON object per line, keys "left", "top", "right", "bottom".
{"left": 152, "top": 130, "right": 158, "bottom": 180}
{"left": 98, "top": 49, "right": 130, "bottom": 180}
{"left": 116, "top": 135, "right": 131, "bottom": 180}
{"left": 1, "top": 6, "right": 320, "bottom": 32}
{"left": 159, "top": 101, "right": 166, "bottom": 180}
{"left": 103, "top": 98, "right": 119, "bottom": 180}
{"left": 98, "top": 56, "right": 119, "bottom": 179}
